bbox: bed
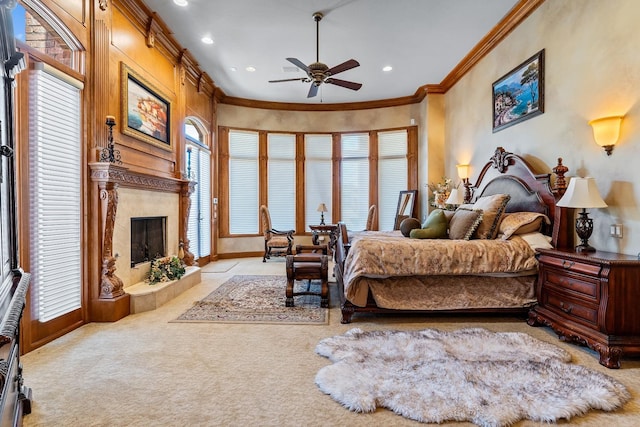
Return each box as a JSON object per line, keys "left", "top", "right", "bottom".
{"left": 334, "top": 147, "right": 573, "bottom": 323}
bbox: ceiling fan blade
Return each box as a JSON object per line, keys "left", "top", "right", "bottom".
{"left": 268, "top": 78, "right": 307, "bottom": 83}
{"left": 326, "top": 78, "right": 362, "bottom": 91}
{"left": 326, "top": 59, "right": 360, "bottom": 76}
{"left": 307, "top": 83, "right": 319, "bottom": 98}
{"left": 286, "top": 58, "right": 310, "bottom": 73}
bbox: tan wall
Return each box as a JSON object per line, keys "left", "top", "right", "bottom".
{"left": 445, "top": 0, "right": 640, "bottom": 255}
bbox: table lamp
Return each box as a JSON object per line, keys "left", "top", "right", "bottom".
{"left": 445, "top": 188, "right": 464, "bottom": 207}
{"left": 317, "top": 203, "right": 328, "bottom": 225}
{"left": 556, "top": 177, "right": 607, "bottom": 252}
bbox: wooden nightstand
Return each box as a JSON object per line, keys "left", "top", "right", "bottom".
{"left": 528, "top": 248, "right": 640, "bottom": 368}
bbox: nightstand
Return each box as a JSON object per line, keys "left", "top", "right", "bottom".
{"left": 528, "top": 248, "right": 640, "bottom": 368}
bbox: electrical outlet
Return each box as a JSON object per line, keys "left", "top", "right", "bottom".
{"left": 610, "top": 224, "right": 623, "bottom": 238}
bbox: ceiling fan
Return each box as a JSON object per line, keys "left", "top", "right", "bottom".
{"left": 268, "top": 12, "right": 362, "bottom": 98}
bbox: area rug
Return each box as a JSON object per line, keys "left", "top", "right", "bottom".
{"left": 315, "top": 327, "right": 630, "bottom": 427}
{"left": 173, "top": 275, "right": 328, "bottom": 324}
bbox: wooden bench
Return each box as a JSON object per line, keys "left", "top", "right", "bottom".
{"left": 285, "top": 245, "right": 329, "bottom": 308}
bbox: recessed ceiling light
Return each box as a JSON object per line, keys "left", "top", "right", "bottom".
{"left": 201, "top": 36, "right": 214, "bottom": 45}
{"left": 382, "top": 65, "right": 393, "bottom": 72}
{"left": 245, "top": 66, "right": 256, "bottom": 72}
{"left": 173, "top": 0, "right": 188, "bottom": 6}
{"left": 230, "top": 67, "right": 237, "bottom": 72}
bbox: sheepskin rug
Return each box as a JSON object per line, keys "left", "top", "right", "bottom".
{"left": 315, "top": 327, "right": 630, "bottom": 427}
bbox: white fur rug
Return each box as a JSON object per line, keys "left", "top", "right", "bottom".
{"left": 315, "top": 327, "right": 630, "bottom": 427}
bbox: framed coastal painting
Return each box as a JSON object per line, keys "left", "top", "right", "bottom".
{"left": 492, "top": 49, "right": 544, "bottom": 133}
{"left": 121, "top": 63, "right": 171, "bottom": 150}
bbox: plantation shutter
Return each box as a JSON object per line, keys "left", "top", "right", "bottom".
{"left": 340, "top": 133, "right": 369, "bottom": 230}
{"left": 267, "top": 133, "right": 295, "bottom": 230}
{"left": 229, "top": 130, "right": 259, "bottom": 234}
{"left": 305, "top": 135, "right": 332, "bottom": 230}
{"left": 29, "top": 66, "right": 82, "bottom": 322}
{"left": 378, "top": 130, "right": 408, "bottom": 230}
{"left": 186, "top": 147, "right": 199, "bottom": 257}
{"left": 198, "top": 147, "right": 211, "bottom": 256}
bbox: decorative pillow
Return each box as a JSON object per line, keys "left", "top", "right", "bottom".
{"left": 448, "top": 208, "right": 483, "bottom": 240}
{"left": 471, "top": 194, "right": 511, "bottom": 239}
{"left": 499, "top": 212, "right": 551, "bottom": 240}
{"left": 400, "top": 217, "right": 422, "bottom": 237}
{"left": 518, "top": 232, "right": 553, "bottom": 250}
{"left": 410, "top": 210, "right": 447, "bottom": 239}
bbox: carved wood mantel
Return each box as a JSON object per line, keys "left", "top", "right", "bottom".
{"left": 89, "top": 162, "right": 196, "bottom": 300}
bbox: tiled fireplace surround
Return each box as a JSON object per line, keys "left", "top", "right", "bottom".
{"left": 89, "top": 162, "right": 196, "bottom": 320}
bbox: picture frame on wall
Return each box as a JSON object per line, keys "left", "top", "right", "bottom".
{"left": 121, "top": 63, "right": 171, "bottom": 150}
{"left": 492, "top": 49, "right": 544, "bottom": 133}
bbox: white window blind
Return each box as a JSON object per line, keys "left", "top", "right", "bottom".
{"left": 341, "top": 133, "right": 369, "bottom": 230}
{"left": 305, "top": 134, "right": 332, "bottom": 230}
{"left": 267, "top": 133, "right": 295, "bottom": 230}
{"left": 186, "top": 142, "right": 211, "bottom": 259}
{"left": 186, "top": 149, "right": 199, "bottom": 257}
{"left": 229, "top": 130, "right": 259, "bottom": 234}
{"left": 29, "top": 68, "right": 82, "bottom": 322}
{"left": 378, "top": 130, "right": 408, "bottom": 230}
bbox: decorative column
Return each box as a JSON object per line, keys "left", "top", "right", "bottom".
{"left": 179, "top": 180, "right": 197, "bottom": 266}
{"left": 98, "top": 181, "right": 124, "bottom": 298}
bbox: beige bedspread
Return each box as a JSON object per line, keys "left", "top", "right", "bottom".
{"left": 343, "top": 231, "right": 538, "bottom": 307}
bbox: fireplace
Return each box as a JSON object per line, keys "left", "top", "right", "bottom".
{"left": 130, "top": 216, "right": 167, "bottom": 267}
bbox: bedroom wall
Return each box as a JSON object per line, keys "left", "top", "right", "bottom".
{"left": 444, "top": 0, "right": 640, "bottom": 256}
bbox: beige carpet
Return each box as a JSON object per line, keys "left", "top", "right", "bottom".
{"left": 21, "top": 257, "right": 640, "bottom": 426}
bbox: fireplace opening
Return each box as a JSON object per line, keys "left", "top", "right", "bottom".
{"left": 131, "top": 216, "right": 167, "bottom": 267}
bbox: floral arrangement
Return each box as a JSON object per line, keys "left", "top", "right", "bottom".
{"left": 427, "top": 177, "right": 456, "bottom": 208}
{"left": 147, "top": 255, "right": 185, "bottom": 285}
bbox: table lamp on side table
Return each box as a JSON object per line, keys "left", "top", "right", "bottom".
{"left": 317, "top": 203, "right": 328, "bottom": 225}
{"left": 556, "top": 176, "right": 607, "bottom": 252}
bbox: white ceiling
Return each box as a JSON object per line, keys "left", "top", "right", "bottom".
{"left": 143, "top": 0, "right": 519, "bottom": 104}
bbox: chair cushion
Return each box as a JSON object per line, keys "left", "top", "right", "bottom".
{"left": 268, "top": 236, "right": 290, "bottom": 247}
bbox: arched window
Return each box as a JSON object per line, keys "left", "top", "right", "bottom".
{"left": 185, "top": 118, "right": 211, "bottom": 261}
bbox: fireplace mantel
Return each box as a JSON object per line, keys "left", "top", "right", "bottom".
{"left": 88, "top": 162, "right": 196, "bottom": 321}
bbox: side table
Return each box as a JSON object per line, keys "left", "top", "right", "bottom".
{"left": 309, "top": 224, "right": 339, "bottom": 256}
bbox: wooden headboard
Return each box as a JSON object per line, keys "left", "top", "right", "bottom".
{"left": 468, "top": 147, "right": 571, "bottom": 248}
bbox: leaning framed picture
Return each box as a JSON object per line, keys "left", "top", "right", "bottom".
{"left": 120, "top": 63, "right": 171, "bottom": 150}
{"left": 492, "top": 49, "right": 544, "bottom": 133}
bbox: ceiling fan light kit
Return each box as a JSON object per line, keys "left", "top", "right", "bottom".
{"left": 268, "top": 12, "right": 362, "bottom": 98}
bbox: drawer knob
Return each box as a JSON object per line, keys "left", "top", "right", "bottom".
{"left": 560, "top": 302, "right": 573, "bottom": 314}
{"left": 562, "top": 260, "right": 575, "bottom": 269}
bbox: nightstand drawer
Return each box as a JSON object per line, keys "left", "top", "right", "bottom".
{"left": 538, "top": 254, "right": 602, "bottom": 276}
{"left": 542, "top": 269, "right": 599, "bottom": 300}
{"left": 543, "top": 291, "right": 598, "bottom": 325}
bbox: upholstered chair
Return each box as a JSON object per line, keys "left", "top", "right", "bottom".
{"left": 259, "top": 205, "right": 295, "bottom": 262}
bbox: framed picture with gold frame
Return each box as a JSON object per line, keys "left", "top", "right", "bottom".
{"left": 120, "top": 63, "right": 171, "bottom": 150}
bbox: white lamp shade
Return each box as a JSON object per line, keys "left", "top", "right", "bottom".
{"left": 557, "top": 177, "right": 607, "bottom": 208}
{"left": 456, "top": 164, "right": 470, "bottom": 180}
{"left": 445, "top": 188, "right": 465, "bottom": 205}
{"left": 317, "top": 203, "right": 328, "bottom": 212}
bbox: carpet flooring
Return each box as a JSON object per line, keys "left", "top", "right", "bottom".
{"left": 173, "top": 274, "right": 329, "bottom": 324}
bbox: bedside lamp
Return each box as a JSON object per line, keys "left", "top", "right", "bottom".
{"left": 456, "top": 164, "right": 471, "bottom": 203}
{"left": 317, "top": 203, "right": 328, "bottom": 225}
{"left": 445, "top": 188, "right": 465, "bottom": 207}
{"left": 556, "top": 177, "right": 607, "bottom": 252}
{"left": 589, "top": 116, "right": 623, "bottom": 156}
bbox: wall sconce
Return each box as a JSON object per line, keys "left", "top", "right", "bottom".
{"left": 589, "top": 116, "right": 623, "bottom": 156}
{"left": 456, "top": 164, "right": 471, "bottom": 203}
{"left": 317, "top": 203, "right": 328, "bottom": 225}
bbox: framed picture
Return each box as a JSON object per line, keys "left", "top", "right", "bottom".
{"left": 492, "top": 49, "right": 544, "bottom": 132}
{"left": 121, "top": 63, "right": 171, "bottom": 150}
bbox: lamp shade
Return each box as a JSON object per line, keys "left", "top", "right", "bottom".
{"left": 317, "top": 203, "right": 328, "bottom": 212}
{"left": 456, "top": 164, "right": 470, "bottom": 180}
{"left": 589, "top": 116, "right": 622, "bottom": 148}
{"left": 557, "top": 177, "right": 607, "bottom": 209}
{"left": 445, "top": 188, "right": 464, "bottom": 205}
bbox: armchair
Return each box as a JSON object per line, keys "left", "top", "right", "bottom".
{"left": 260, "top": 205, "right": 295, "bottom": 262}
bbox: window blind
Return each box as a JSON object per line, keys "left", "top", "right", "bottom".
{"left": 378, "top": 130, "right": 408, "bottom": 230}
{"left": 186, "top": 143, "right": 211, "bottom": 259}
{"left": 305, "top": 134, "right": 332, "bottom": 230}
{"left": 186, "top": 149, "right": 199, "bottom": 257}
{"left": 29, "top": 68, "right": 82, "bottom": 322}
{"left": 267, "top": 133, "right": 295, "bottom": 230}
{"left": 229, "top": 130, "right": 259, "bottom": 234}
{"left": 341, "top": 133, "right": 369, "bottom": 230}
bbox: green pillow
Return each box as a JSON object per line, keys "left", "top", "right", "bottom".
{"left": 410, "top": 209, "right": 447, "bottom": 239}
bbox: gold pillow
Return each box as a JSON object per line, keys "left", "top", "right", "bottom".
{"left": 499, "top": 212, "right": 550, "bottom": 240}
{"left": 448, "top": 208, "right": 483, "bottom": 240}
{"left": 471, "top": 194, "right": 511, "bottom": 239}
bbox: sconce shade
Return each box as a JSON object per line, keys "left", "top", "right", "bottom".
{"left": 456, "top": 164, "right": 470, "bottom": 180}
{"left": 316, "top": 203, "right": 328, "bottom": 213}
{"left": 556, "top": 177, "right": 607, "bottom": 209}
{"left": 589, "top": 116, "right": 623, "bottom": 156}
{"left": 445, "top": 188, "right": 465, "bottom": 205}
